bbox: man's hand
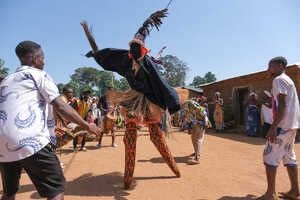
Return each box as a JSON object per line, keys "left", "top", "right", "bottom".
{"left": 266, "top": 126, "right": 277, "bottom": 143}
{"left": 55, "top": 127, "right": 66, "bottom": 137}
{"left": 87, "top": 123, "right": 101, "bottom": 137}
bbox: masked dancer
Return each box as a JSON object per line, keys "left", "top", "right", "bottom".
{"left": 81, "top": 8, "right": 181, "bottom": 189}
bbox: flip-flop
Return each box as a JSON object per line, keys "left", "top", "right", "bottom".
{"left": 279, "top": 192, "right": 300, "bottom": 200}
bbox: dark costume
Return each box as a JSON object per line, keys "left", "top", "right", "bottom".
{"left": 81, "top": 8, "right": 180, "bottom": 189}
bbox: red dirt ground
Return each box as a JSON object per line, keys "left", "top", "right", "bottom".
{"left": 1, "top": 129, "right": 299, "bottom": 200}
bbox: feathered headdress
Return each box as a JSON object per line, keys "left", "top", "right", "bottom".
{"left": 129, "top": 8, "right": 168, "bottom": 47}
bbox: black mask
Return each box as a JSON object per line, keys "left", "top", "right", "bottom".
{"left": 129, "top": 42, "right": 141, "bottom": 61}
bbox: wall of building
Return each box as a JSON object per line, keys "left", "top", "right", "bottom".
{"left": 201, "top": 65, "right": 300, "bottom": 128}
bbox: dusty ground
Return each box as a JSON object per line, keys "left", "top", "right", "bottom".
{"left": 1, "top": 128, "right": 299, "bottom": 200}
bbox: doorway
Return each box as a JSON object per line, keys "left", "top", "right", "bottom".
{"left": 233, "top": 87, "right": 249, "bottom": 125}
{"left": 238, "top": 88, "right": 249, "bottom": 125}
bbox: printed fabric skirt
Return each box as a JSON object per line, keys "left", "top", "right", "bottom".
{"left": 214, "top": 107, "right": 224, "bottom": 130}
{"left": 246, "top": 105, "right": 258, "bottom": 136}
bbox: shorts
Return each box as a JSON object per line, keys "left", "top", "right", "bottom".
{"left": 263, "top": 128, "right": 297, "bottom": 168}
{"left": 0, "top": 143, "right": 65, "bottom": 198}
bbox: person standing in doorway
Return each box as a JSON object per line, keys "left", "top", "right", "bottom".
{"left": 245, "top": 92, "right": 259, "bottom": 137}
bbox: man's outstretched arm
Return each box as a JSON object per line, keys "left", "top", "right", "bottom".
{"left": 51, "top": 97, "right": 100, "bottom": 136}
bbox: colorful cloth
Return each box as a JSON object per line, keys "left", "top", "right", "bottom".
{"left": 214, "top": 103, "right": 223, "bottom": 131}
{"left": 246, "top": 105, "right": 258, "bottom": 136}
{"left": 183, "top": 100, "right": 211, "bottom": 130}
{"left": 263, "top": 128, "right": 297, "bottom": 167}
{"left": 183, "top": 100, "right": 209, "bottom": 160}
{"left": 78, "top": 98, "right": 92, "bottom": 119}
{"left": 116, "top": 114, "right": 124, "bottom": 128}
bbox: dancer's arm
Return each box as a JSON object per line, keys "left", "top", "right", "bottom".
{"left": 80, "top": 20, "right": 99, "bottom": 53}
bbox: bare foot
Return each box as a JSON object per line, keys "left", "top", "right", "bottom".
{"left": 256, "top": 193, "right": 279, "bottom": 200}
{"left": 188, "top": 153, "right": 195, "bottom": 157}
{"left": 187, "top": 157, "right": 200, "bottom": 165}
{"left": 279, "top": 191, "right": 300, "bottom": 200}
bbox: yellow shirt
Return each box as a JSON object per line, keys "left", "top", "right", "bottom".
{"left": 78, "top": 98, "right": 92, "bottom": 119}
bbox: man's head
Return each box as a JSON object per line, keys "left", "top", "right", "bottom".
{"left": 249, "top": 92, "right": 258, "bottom": 101}
{"left": 15, "top": 41, "right": 44, "bottom": 70}
{"left": 63, "top": 87, "right": 73, "bottom": 99}
{"left": 92, "top": 96, "right": 98, "bottom": 103}
{"left": 83, "top": 90, "right": 91, "bottom": 100}
{"left": 268, "top": 56, "right": 287, "bottom": 78}
{"left": 263, "top": 90, "right": 272, "bottom": 106}
{"left": 107, "top": 86, "right": 112, "bottom": 91}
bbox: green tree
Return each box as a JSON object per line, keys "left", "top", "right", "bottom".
{"left": 57, "top": 83, "right": 65, "bottom": 94}
{"left": 64, "top": 81, "right": 80, "bottom": 97}
{"left": 190, "top": 72, "right": 217, "bottom": 87}
{"left": 79, "top": 84, "right": 94, "bottom": 97}
{"left": 204, "top": 72, "right": 216, "bottom": 83}
{"left": 70, "top": 67, "right": 101, "bottom": 87}
{"left": 69, "top": 67, "right": 115, "bottom": 97}
{"left": 96, "top": 71, "right": 115, "bottom": 96}
{"left": 0, "top": 59, "right": 9, "bottom": 75}
{"left": 115, "top": 78, "right": 130, "bottom": 91}
{"left": 159, "top": 55, "right": 188, "bottom": 87}
{"left": 190, "top": 76, "right": 206, "bottom": 87}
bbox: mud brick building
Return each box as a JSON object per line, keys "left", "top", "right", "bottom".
{"left": 175, "top": 86, "right": 204, "bottom": 105}
{"left": 200, "top": 64, "right": 300, "bottom": 128}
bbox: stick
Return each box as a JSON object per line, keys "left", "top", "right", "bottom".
{"left": 166, "top": 0, "right": 174, "bottom": 9}
{"left": 80, "top": 20, "right": 99, "bottom": 53}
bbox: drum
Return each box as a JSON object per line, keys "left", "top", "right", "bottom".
{"left": 103, "top": 114, "right": 116, "bottom": 134}
{"left": 55, "top": 123, "right": 88, "bottom": 148}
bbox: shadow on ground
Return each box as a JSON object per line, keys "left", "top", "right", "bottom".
{"left": 206, "top": 129, "right": 266, "bottom": 146}
{"left": 217, "top": 194, "right": 257, "bottom": 200}
{"left": 7, "top": 172, "right": 131, "bottom": 200}
{"left": 138, "top": 155, "right": 193, "bottom": 165}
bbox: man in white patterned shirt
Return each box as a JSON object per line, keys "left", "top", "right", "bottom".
{"left": 0, "top": 41, "right": 100, "bottom": 200}
{"left": 258, "top": 56, "right": 300, "bottom": 200}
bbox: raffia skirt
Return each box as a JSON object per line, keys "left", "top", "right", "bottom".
{"left": 107, "top": 90, "right": 173, "bottom": 136}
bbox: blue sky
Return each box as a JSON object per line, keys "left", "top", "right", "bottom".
{"left": 1, "top": 0, "right": 300, "bottom": 85}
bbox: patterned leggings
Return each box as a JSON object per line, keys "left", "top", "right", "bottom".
{"left": 123, "top": 119, "right": 180, "bottom": 189}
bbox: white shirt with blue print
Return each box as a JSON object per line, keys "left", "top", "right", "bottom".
{"left": 272, "top": 73, "right": 300, "bottom": 130}
{"left": 0, "top": 65, "right": 59, "bottom": 162}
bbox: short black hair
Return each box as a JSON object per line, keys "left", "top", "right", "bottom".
{"left": 83, "top": 89, "right": 91, "bottom": 94}
{"left": 63, "top": 87, "right": 73, "bottom": 93}
{"left": 269, "top": 56, "right": 288, "bottom": 68}
{"left": 15, "top": 41, "right": 41, "bottom": 58}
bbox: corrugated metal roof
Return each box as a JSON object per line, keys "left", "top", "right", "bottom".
{"left": 197, "top": 64, "right": 300, "bottom": 87}
{"left": 178, "top": 86, "right": 203, "bottom": 93}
